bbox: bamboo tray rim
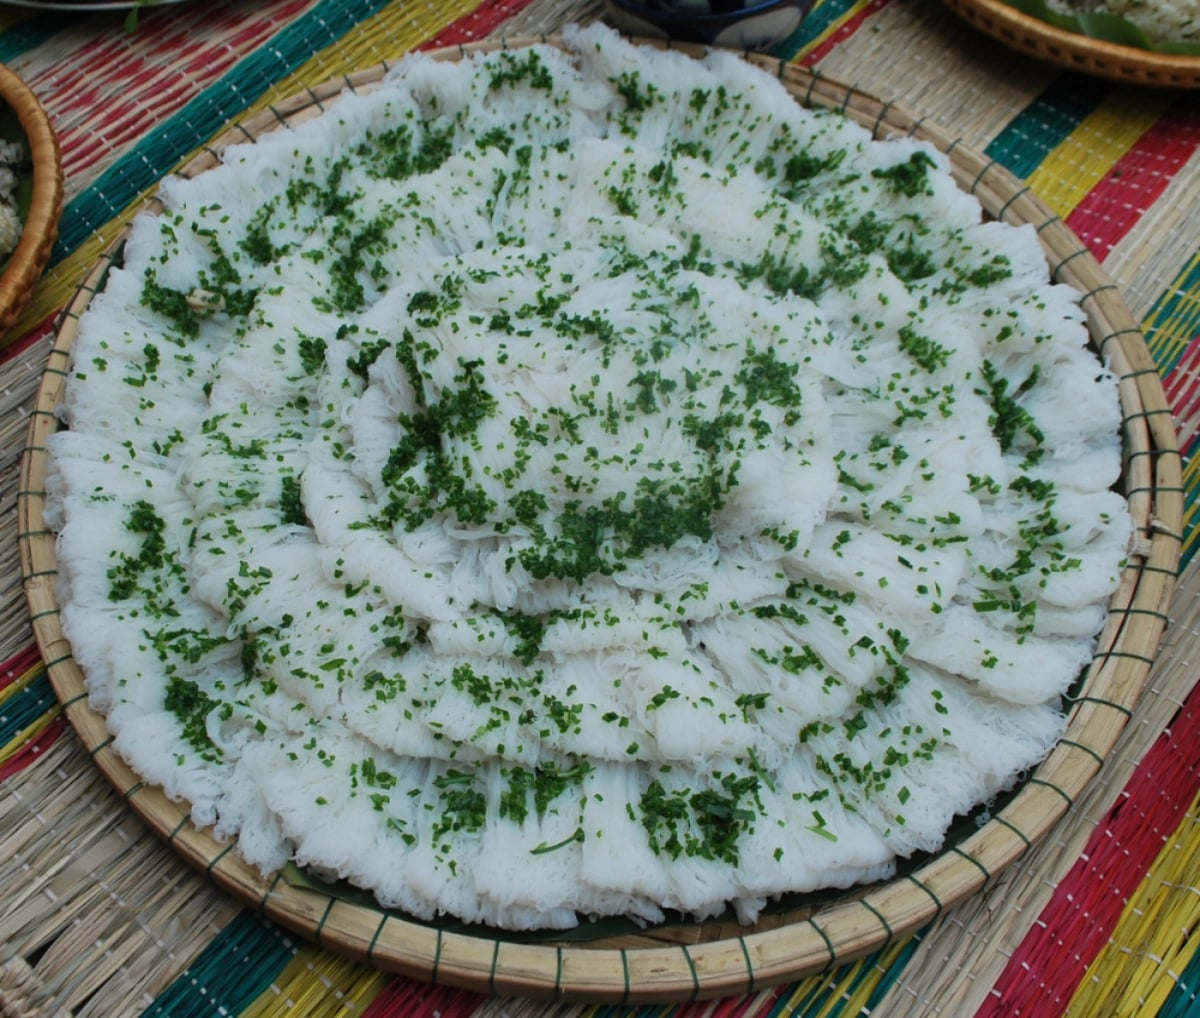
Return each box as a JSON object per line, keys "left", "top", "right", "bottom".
{"left": 17, "top": 35, "right": 1185, "bottom": 1004}
{"left": 941, "top": 0, "right": 1200, "bottom": 88}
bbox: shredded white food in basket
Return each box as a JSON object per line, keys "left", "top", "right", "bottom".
{"left": 46, "top": 24, "right": 1131, "bottom": 930}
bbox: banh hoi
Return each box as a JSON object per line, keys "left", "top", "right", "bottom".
{"left": 46, "top": 24, "right": 1130, "bottom": 930}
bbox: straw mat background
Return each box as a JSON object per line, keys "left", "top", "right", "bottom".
{"left": 2, "top": 0, "right": 1200, "bottom": 1015}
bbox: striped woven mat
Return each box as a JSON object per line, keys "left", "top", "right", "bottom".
{"left": 3, "top": 0, "right": 1200, "bottom": 1014}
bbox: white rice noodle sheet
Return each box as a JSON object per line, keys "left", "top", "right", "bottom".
{"left": 347, "top": 377, "right": 406, "bottom": 496}
{"left": 189, "top": 508, "right": 316, "bottom": 589}
{"left": 1033, "top": 601, "right": 1110, "bottom": 639}
{"left": 789, "top": 520, "right": 967, "bottom": 629}
{"left": 45, "top": 429, "right": 186, "bottom": 504}
{"left": 577, "top": 761, "right": 671, "bottom": 925}
{"left": 713, "top": 400, "right": 836, "bottom": 554}
{"left": 625, "top": 652, "right": 759, "bottom": 767}
{"left": 111, "top": 708, "right": 230, "bottom": 829}
{"left": 413, "top": 654, "right": 550, "bottom": 765}
{"left": 628, "top": 766, "right": 742, "bottom": 921}
{"left": 1014, "top": 350, "right": 1124, "bottom": 484}
{"left": 960, "top": 220, "right": 1057, "bottom": 298}
{"left": 471, "top": 760, "right": 586, "bottom": 930}
{"left": 217, "top": 760, "right": 291, "bottom": 875}
{"left": 204, "top": 318, "right": 325, "bottom": 416}
{"left": 238, "top": 731, "right": 437, "bottom": 915}
{"left": 962, "top": 488, "right": 1129, "bottom": 620}
{"left": 301, "top": 453, "right": 462, "bottom": 621}
{"left": 909, "top": 603, "right": 1096, "bottom": 705}
{"left": 693, "top": 602, "right": 896, "bottom": 749}
{"left": 518, "top": 651, "right": 648, "bottom": 762}
{"left": 425, "top": 614, "right": 515, "bottom": 660}
{"left": 398, "top": 759, "right": 554, "bottom": 928}
{"left": 540, "top": 604, "right": 692, "bottom": 660}
{"left": 839, "top": 136, "right": 981, "bottom": 234}
{"left": 335, "top": 649, "right": 455, "bottom": 764}
{"left": 48, "top": 489, "right": 187, "bottom": 613}
{"left": 733, "top": 755, "right": 895, "bottom": 904}
{"left": 825, "top": 419, "right": 993, "bottom": 536}
{"left": 64, "top": 599, "right": 221, "bottom": 718}
{"left": 374, "top": 156, "right": 503, "bottom": 268}
{"left": 807, "top": 665, "right": 1066, "bottom": 856}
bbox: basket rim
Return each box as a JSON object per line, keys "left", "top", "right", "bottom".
{"left": 0, "top": 61, "right": 63, "bottom": 339}
{"left": 17, "top": 36, "right": 1185, "bottom": 1003}
{"left": 941, "top": 0, "right": 1200, "bottom": 87}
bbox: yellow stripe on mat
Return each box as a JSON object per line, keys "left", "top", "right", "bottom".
{"left": 1026, "top": 94, "right": 1171, "bottom": 220}
{"left": 1, "top": 661, "right": 59, "bottom": 764}
{"left": 240, "top": 946, "right": 388, "bottom": 1016}
{"left": 771, "top": 939, "right": 911, "bottom": 1016}
{"left": 789, "top": 0, "right": 877, "bottom": 62}
{"left": 1064, "top": 785, "right": 1200, "bottom": 1016}
{"left": 12, "top": 229, "right": 138, "bottom": 337}
{"left": 0, "top": 659, "right": 42, "bottom": 708}
{"left": 0, "top": 713, "right": 58, "bottom": 766}
{"left": 1146, "top": 250, "right": 1200, "bottom": 372}
{"left": 252, "top": 0, "right": 486, "bottom": 108}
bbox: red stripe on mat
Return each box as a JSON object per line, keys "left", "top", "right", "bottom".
{"left": 27, "top": 0, "right": 315, "bottom": 186}
{"left": 0, "top": 317, "right": 55, "bottom": 365}
{"left": 419, "top": 0, "right": 536, "bottom": 49}
{"left": 1065, "top": 104, "right": 1200, "bottom": 262}
{"left": 360, "top": 982, "right": 777, "bottom": 1018}
{"left": 978, "top": 683, "right": 1200, "bottom": 1017}
{"left": 797, "top": 0, "right": 891, "bottom": 67}
{"left": 676, "top": 990, "right": 784, "bottom": 1016}
{"left": 1, "top": 646, "right": 41, "bottom": 691}
{"left": 0, "top": 717, "right": 66, "bottom": 782}
{"left": 363, "top": 971, "right": 781, "bottom": 1015}
{"left": 360, "top": 980, "right": 485, "bottom": 1017}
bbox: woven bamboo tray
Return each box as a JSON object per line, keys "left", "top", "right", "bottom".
{"left": 0, "top": 62, "right": 61, "bottom": 341}
{"left": 942, "top": 0, "right": 1200, "bottom": 88}
{"left": 18, "top": 38, "right": 1184, "bottom": 1003}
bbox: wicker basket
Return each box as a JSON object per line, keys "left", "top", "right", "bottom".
{"left": 0, "top": 62, "right": 62, "bottom": 341}
{"left": 942, "top": 0, "right": 1200, "bottom": 88}
{"left": 18, "top": 39, "right": 1183, "bottom": 1003}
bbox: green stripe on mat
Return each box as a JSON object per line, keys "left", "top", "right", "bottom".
{"left": 984, "top": 76, "right": 1106, "bottom": 180}
{"left": 1142, "top": 250, "right": 1200, "bottom": 569}
{"left": 774, "top": 0, "right": 862, "bottom": 61}
{"left": 1143, "top": 250, "right": 1200, "bottom": 378}
{"left": 145, "top": 910, "right": 296, "bottom": 1016}
{"left": 1157, "top": 935, "right": 1200, "bottom": 1018}
{"left": 765, "top": 934, "right": 924, "bottom": 1016}
{"left": 51, "top": 0, "right": 396, "bottom": 262}
{"left": 0, "top": 16, "right": 66, "bottom": 64}
{"left": 0, "top": 669, "right": 55, "bottom": 745}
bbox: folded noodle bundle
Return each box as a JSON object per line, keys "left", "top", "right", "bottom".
{"left": 45, "top": 24, "right": 1130, "bottom": 930}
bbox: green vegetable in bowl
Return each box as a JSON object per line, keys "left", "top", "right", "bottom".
{"left": 1009, "top": 0, "right": 1200, "bottom": 54}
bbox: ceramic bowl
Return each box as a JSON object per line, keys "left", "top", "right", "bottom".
{"left": 605, "top": 0, "right": 814, "bottom": 51}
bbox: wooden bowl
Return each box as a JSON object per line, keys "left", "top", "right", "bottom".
{"left": 0, "top": 62, "right": 62, "bottom": 341}
{"left": 942, "top": 0, "right": 1200, "bottom": 88}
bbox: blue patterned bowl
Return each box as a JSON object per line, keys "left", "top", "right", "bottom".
{"left": 604, "top": 0, "right": 814, "bottom": 51}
